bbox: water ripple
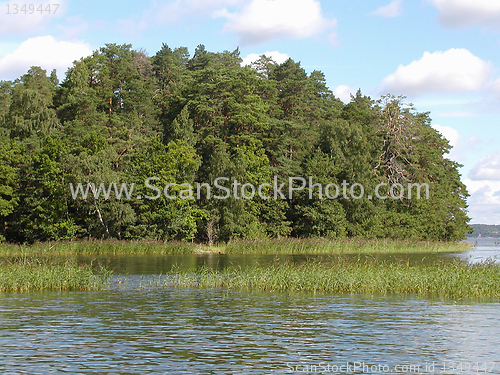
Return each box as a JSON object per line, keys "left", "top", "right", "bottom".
{"left": 1, "top": 287, "right": 499, "bottom": 374}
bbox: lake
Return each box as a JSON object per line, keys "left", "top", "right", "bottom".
{"left": 461, "top": 238, "right": 500, "bottom": 264}
{"left": 1, "top": 240, "right": 499, "bottom": 374}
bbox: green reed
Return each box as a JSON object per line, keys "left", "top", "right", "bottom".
{"left": 0, "top": 256, "right": 111, "bottom": 292}
{"left": 222, "top": 238, "right": 469, "bottom": 254}
{"left": 0, "top": 240, "right": 198, "bottom": 257}
{"left": 169, "top": 257, "right": 500, "bottom": 300}
{"left": 0, "top": 238, "right": 469, "bottom": 257}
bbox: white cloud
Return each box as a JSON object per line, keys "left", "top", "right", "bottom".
{"left": 0, "top": 36, "right": 92, "bottom": 81}
{"left": 463, "top": 178, "right": 500, "bottom": 224}
{"left": 381, "top": 48, "right": 492, "bottom": 96}
{"left": 155, "top": 0, "right": 244, "bottom": 21}
{"left": 0, "top": 0, "right": 65, "bottom": 36}
{"left": 431, "top": 124, "right": 465, "bottom": 161}
{"left": 327, "top": 31, "right": 338, "bottom": 46}
{"left": 435, "top": 110, "right": 477, "bottom": 117}
{"left": 333, "top": 85, "right": 355, "bottom": 103}
{"left": 429, "top": 0, "right": 500, "bottom": 29}
{"left": 494, "top": 78, "right": 500, "bottom": 96}
{"left": 432, "top": 124, "right": 459, "bottom": 148}
{"left": 371, "top": 0, "right": 402, "bottom": 17}
{"left": 217, "top": 0, "right": 337, "bottom": 45}
{"left": 116, "top": 0, "right": 245, "bottom": 33}
{"left": 241, "top": 51, "right": 289, "bottom": 66}
{"left": 469, "top": 152, "right": 500, "bottom": 180}
{"left": 55, "top": 16, "right": 89, "bottom": 40}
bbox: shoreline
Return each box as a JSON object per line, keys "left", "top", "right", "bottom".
{"left": 0, "top": 238, "right": 470, "bottom": 257}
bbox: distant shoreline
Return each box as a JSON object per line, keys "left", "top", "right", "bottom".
{"left": 468, "top": 224, "right": 500, "bottom": 238}
{"left": 466, "top": 236, "right": 500, "bottom": 239}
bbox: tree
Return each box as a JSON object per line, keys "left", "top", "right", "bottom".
{"left": 373, "top": 95, "right": 418, "bottom": 186}
{"left": 0, "top": 43, "right": 472, "bottom": 243}
{"left": 6, "top": 67, "right": 59, "bottom": 140}
{"left": 128, "top": 138, "right": 205, "bottom": 241}
{"left": 0, "top": 134, "right": 20, "bottom": 242}
{"left": 0, "top": 80, "right": 13, "bottom": 126}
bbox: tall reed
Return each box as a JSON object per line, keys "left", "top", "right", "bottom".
{"left": 222, "top": 238, "right": 469, "bottom": 254}
{"left": 0, "top": 238, "right": 469, "bottom": 257}
{"left": 0, "top": 256, "right": 111, "bottom": 292}
{"left": 169, "top": 258, "right": 500, "bottom": 300}
{"left": 0, "top": 240, "right": 197, "bottom": 257}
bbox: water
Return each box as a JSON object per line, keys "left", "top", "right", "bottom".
{"left": 77, "top": 252, "right": 455, "bottom": 275}
{"left": 1, "top": 289, "right": 499, "bottom": 374}
{"left": 460, "top": 238, "right": 500, "bottom": 264}
{"left": 1, "top": 245, "right": 500, "bottom": 374}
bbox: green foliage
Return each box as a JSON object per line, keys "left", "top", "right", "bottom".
{"left": 129, "top": 138, "right": 204, "bottom": 241}
{"left": 0, "top": 135, "right": 21, "bottom": 241}
{"left": 6, "top": 67, "right": 59, "bottom": 140}
{"left": 0, "top": 44, "right": 472, "bottom": 243}
{"left": 0, "top": 80, "right": 13, "bottom": 126}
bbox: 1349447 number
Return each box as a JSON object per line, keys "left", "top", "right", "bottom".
{"left": 442, "top": 361, "right": 496, "bottom": 373}
{"left": 5, "top": 4, "right": 59, "bottom": 14}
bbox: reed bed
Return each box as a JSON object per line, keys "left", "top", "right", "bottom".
{"left": 222, "top": 238, "right": 469, "bottom": 254}
{"left": 0, "top": 238, "right": 469, "bottom": 257}
{"left": 168, "top": 258, "right": 500, "bottom": 300}
{"left": 0, "top": 256, "right": 111, "bottom": 292}
{"left": 0, "top": 240, "right": 198, "bottom": 257}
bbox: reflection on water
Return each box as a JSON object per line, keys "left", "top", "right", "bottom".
{"left": 1, "top": 244, "right": 499, "bottom": 374}
{"left": 1, "top": 289, "right": 499, "bottom": 374}
{"left": 78, "top": 252, "right": 457, "bottom": 275}
{"left": 460, "top": 238, "right": 500, "bottom": 264}
{"left": 73, "top": 240, "right": 498, "bottom": 276}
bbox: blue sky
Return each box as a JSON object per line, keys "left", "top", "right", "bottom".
{"left": 1, "top": 0, "right": 500, "bottom": 224}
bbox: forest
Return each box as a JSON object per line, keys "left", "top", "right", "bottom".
{"left": 468, "top": 224, "right": 500, "bottom": 238}
{"left": 0, "top": 43, "right": 472, "bottom": 244}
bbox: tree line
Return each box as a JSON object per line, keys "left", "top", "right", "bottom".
{"left": 0, "top": 43, "right": 472, "bottom": 243}
{"left": 468, "top": 225, "right": 500, "bottom": 238}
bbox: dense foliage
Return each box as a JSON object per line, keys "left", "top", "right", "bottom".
{"left": 0, "top": 43, "right": 471, "bottom": 243}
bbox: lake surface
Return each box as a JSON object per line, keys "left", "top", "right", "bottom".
{"left": 1, "top": 241, "right": 500, "bottom": 374}
{"left": 76, "top": 251, "right": 457, "bottom": 275}
{"left": 461, "top": 238, "right": 500, "bottom": 264}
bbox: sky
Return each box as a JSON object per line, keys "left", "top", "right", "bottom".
{"left": 0, "top": 0, "right": 499, "bottom": 224}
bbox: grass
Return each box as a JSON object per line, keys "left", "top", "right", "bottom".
{"left": 0, "top": 256, "right": 111, "bottom": 292}
{"left": 0, "top": 240, "right": 198, "bottom": 257}
{"left": 0, "top": 238, "right": 476, "bottom": 295}
{"left": 221, "top": 238, "right": 470, "bottom": 254}
{"left": 167, "top": 257, "right": 500, "bottom": 300}
{"left": 0, "top": 238, "right": 470, "bottom": 257}
{"left": 0, "top": 239, "right": 492, "bottom": 298}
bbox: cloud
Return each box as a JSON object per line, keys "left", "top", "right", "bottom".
{"left": 431, "top": 124, "right": 465, "bottom": 161}
{"left": 146, "top": 0, "right": 243, "bottom": 22}
{"left": 0, "top": 36, "right": 92, "bottom": 81}
{"left": 217, "top": 0, "right": 337, "bottom": 45}
{"left": 381, "top": 48, "right": 492, "bottom": 96}
{"left": 333, "top": 85, "right": 355, "bottom": 103}
{"left": 432, "top": 124, "right": 459, "bottom": 147}
{"left": 494, "top": 78, "right": 500, "bottom": 96}
{"left": 371, "top": 0, "right": 402, "bottom": 17}
{"left": 55, "top": 15, "right": 89, "bottom": 40}
{"left": 156, "top": 0, "right": 244, "bottom": 22}
{"left": 469, "top": 153, "right": 500, "bottom": 181}
{"left": 429, "top": 0, "right": 500, "bottom": 29}
{"left": 0, "top": 0, "right": 65, "bottom": 36}
{"left": 463, "top": 178, "right": 500, "bottom": 224}
{"left": 116, "top": 0, "right": 245, "bottom": 34}
{"left": 241, "top": 51, "right": 289, "bottom": 66}
{"left": 435, "top": 110, "right": 477, "bottom": 117}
